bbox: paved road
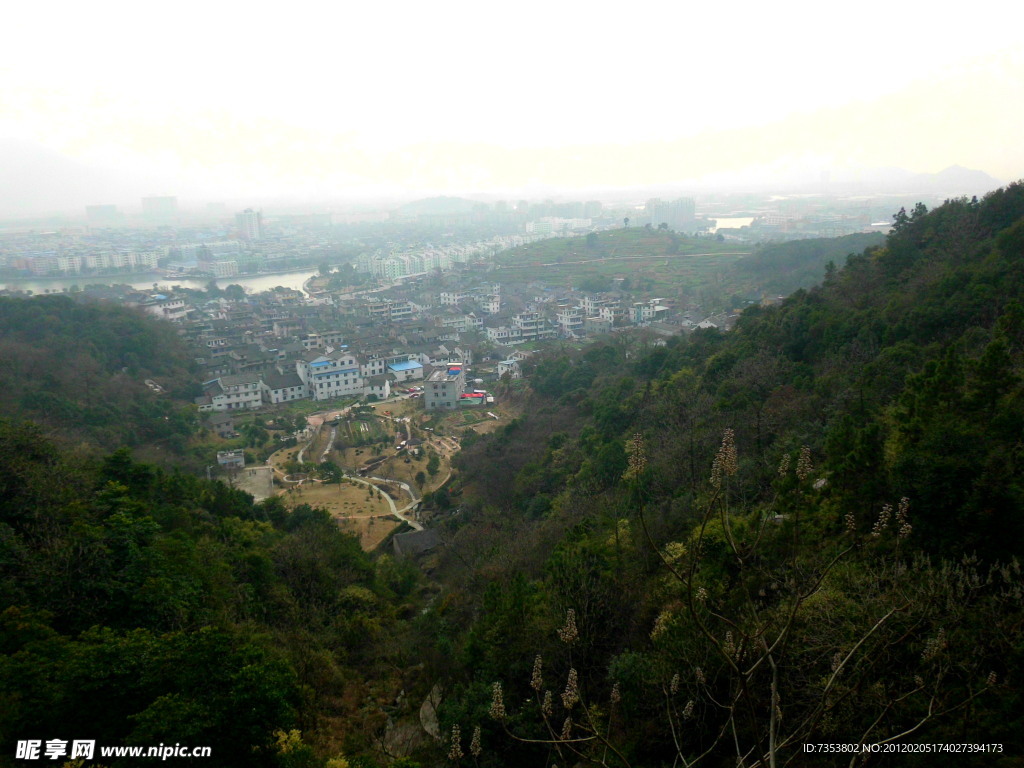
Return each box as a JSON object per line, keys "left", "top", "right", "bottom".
{"left": 291, "top": 400, "right": 436, "bottom": 532}
{"left": 344, "top": 474, "right": 423, "bottom": 531}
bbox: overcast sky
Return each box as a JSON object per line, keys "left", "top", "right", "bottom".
{"left": 2, "top": 0, "right": 1022, "bottom": 203}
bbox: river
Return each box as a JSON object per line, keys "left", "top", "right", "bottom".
{"left": 710, "top": 217, "right": 755, "bottom": 232}
{"left": 0, "top": 269, "right": 318, "bottom": 296}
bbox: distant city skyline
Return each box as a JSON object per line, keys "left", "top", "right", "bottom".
{"left": 2, "top": 0, "right": 1022, "bottom": 214}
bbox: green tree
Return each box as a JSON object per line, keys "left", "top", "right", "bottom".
{"left": 318, "top": 461, "right": 342, "bottom": 483}
{"left": 240, "top": 422, "right": 269, "bottom": 447}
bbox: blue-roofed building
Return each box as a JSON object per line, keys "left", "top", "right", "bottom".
{"left": 297, "top": 351, "right": 365, "bottom": 401}
{"left": 387, "top": 358, "right": 424, "bottom": 383}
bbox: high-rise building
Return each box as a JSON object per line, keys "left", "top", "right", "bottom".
{"left": 235, "top": 208, "right": 264, "bottom": 241}
{"left": 646, "top": 197, "right": 696, "bottom": 231}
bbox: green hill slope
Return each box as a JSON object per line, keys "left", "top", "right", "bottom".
{"left": 0, "top": 421, "right": 421, "bottom": 766}
{"left": 0, "top": 295, "right": 198, "bottom": 451}
{"left": 424, "top": 185, "right": 1024, "bottom": 766}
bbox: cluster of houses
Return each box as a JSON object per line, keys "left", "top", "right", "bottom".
{"left": 192, "top": 332, "right": 482, "bottom": 414}
{"left": 159, "top": 286, "right": 513, "bottom": 419}
{"left": 119, "top": 270, "right": 732, "bottom": 427}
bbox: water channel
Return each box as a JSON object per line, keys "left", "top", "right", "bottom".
{"left": 1, "top": 269, "right": 318, "bottom": 295}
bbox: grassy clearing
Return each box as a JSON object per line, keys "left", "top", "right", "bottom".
{"left": 280, "top": 479, "right": 396, "bottom": 551}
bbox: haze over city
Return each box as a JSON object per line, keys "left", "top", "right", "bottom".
{"left": 2, "top": 0, "right": 1022, "bottom": 215}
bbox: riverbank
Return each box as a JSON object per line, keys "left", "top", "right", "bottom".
{"left": 1, "top": 268, "right": 318, "bottom": 295}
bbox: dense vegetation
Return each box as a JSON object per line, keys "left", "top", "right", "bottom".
{"left": 0, "top": 421, "right": 423, "bottom": 766}
{"left": 4, "top": 186, "right": 1024, "bottom": 767}
{"left": 493, "top": 228, "right": 752, "bottom": 308}
{"left": 733, "top": 232, "right": 885, "bottom": 297}
{"left": 0, "top": 296, "right": 198, "bottom": 451}
{"left": 429, "top": 186, "right": 1024, "bottom": 766}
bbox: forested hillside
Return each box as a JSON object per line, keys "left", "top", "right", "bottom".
{"left": 0, "top": 296, "right": 198, "bottom": 451}
{"left": 0, "top": 420, "right": 423, "bottom": 766}
{"left": 3, "top": 186, "right": 1024, "bottom": 768}
{"left": 426, "top": 186, "right": 1024, "bottom": 766}
{"left": 732, "top": 232, "right": 884, "bottom": 296}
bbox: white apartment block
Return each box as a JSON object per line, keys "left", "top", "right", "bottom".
{"left": 556, "top": 306, "right": 584, "bottom": 336}
{"left": 139, "top": 295, "right": 189, "bottom": 322}
{"left": 236, "top": 209, "right": 264, "bottom": 241}
{"left": 480, "top": 295, "right": 501, "bottom": 314}
{"left": 360, "top": 357, "right": 388, "bottom": 378}
{"left": 513, "top": 311, "right": 555, "bottom": 341}
{"left": 384, "top": 301, "right": 415, "bottom": 321}
{"left": 440, "top": 290, "right": 473, "bottom": 306}
{"left": 196, "top": 374, "right": 262, "bottom": 412}
{"left": 630, "top": 299, "right": 669, "bottom": 325}
{"left": 260, "top": 372, "right": 309, "bottom": 404}
{"left": 208, "top": 260, "right": 239, "bottom": 278}
{"left": 298, "top": 352, "right": 364, "bottom": 401}
{"left": 362, "top": 299, "right": 413, "bottom": 322}
{"left": 580, "top": 295, "right": 619, "bottom": 316}
{"left": 486, "top": 326, "right": 521, "bottom": 345}
{"left": 31, "top": 251, "right": 161, "bottom": 275}
{"left": 439, "top": 313, "right": 483, "bottom": 333}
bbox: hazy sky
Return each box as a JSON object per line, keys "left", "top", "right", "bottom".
{"left": 2, "top": 0, "right": 1022, "bottom": 202}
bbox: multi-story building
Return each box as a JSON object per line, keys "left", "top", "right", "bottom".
{"left": 485, "top": 326, "right": 520, "bottom": 345}
{"left": 236, "top": 209, "right": 264, "bottom": 241}
{"left": 387, "top": 357, "right": 425, "bottom": 382}
{"left": 480, "top": 294, "right": 501, "bottom": 314}
{"left": 29, "top": 255, "right": 58, "bottom": 275}
{"left": 497, "top": 359, "right": 522, "bottom": 379}
{"left": 598, "top": 305, "right": 623, "bottom": 324}
{"left": 630, "top": 299, "right": 669, "bottom": 325}
{"left": 206, "top": 260, "right": 239, "bottom": 278}
{"left": 584, "top": 316, "right": 614, "bottom": 335}
{"left": 645, "top": 197, "right": 696, "bottom": 230}
{"left": 260, "top": 372, "right": 309, "bottom": 404}
{"left": 438, "top": 313, "right": 482, "bottom": 333}
{"left": 440, "top": 290, "right": 473, "bottom": 306}
{"left": 196, "top": 373, "right": 262, "bottom": 412}
{"left": 365, "top": 299, "right": 414, "bottom": 322}
{"left": 424, "top": 362, "right": 466, "bottom": 410}
{"left": 556, "top": 306, "right": 584, "bottom": 336}
{"left": 363, "top": 374, "right": 391, "bottom": 400}
{"left": 298, "top": 351, "right": 364, "bottom": 401}
{"left": 138, "top": 294, "right": 189, "bottom": 322}
{"left": 512, "top": 311, "right": 555, "bottom": 342}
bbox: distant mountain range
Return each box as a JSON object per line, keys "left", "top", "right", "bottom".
{"left": 0, "top": 136, "right": 1007, "bottom": 219}
{"left": 824, "top": 164, "right": 1003, "bottom": 195}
